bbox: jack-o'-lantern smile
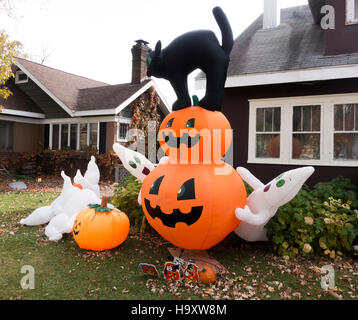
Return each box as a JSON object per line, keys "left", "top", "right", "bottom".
{"left": 162, "top": 131, "right": 201, "bottom": 149}
{"left": 144, "top": 175, "right": 203, "bottom": 228}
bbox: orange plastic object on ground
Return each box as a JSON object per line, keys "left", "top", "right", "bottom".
{"left": 73, "top": 197, "right": 129, "bottom": 251}
{"left": 141, "top": 162, "right": 246, "bottom": 250}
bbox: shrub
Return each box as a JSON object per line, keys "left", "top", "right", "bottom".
{"left": 266, "top": 177, "right": 358, "bottom": 259}
{"left": 111, "top": 175, "right": 145, "bottom": 232}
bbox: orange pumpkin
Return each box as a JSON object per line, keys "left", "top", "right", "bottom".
{"left": 198, "top": 266, "right": 216, "bottom": 284}
{"left": 141, "top": 162, "right": 246, "bottom": 250}
{"left": 73, "top": 197, "right": 130, "bottom": 251}
{"left": 159, "top": 106, "right": 232, "bottom": 164}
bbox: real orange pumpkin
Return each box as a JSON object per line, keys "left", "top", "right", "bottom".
{"left": 158, "top": 106, "right": 232, "bottom": 164}
{"left": 73, "top": 197, "right": 130, "bottom": 251}
{"left": 198, "top": 266, "right": 216, "bottom": 284}
{"left": 141, "top": 161, "right": 246, "bottom": 250}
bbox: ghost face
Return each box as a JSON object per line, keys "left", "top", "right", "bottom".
{"left": 262, "top": 167, "right": 315, "bottom": 207}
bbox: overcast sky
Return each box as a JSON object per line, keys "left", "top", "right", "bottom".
{"left": 0, "top": 0, "right": 307, "bottom": 106}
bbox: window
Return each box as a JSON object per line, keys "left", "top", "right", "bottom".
{"left": 118, "top": 123, "right": 129, "bottom": 141}
{"left": 0, "top": 121, "right": 13, "bottom": 151}
{"left": 70, "top": 124, "right": 78, "bottom": 150}
{"left": 255, "top": 107, "right": 280, "bottom": 158}
{"left": 15, "top": 70, "right": 28, "bottom": 84}
{"left": 292, "top": 105, "right": 321, "bottom": 160}
{"left": 49, "top": 122, "right": 100, "bottom": 152}
{"left": 61, "top": 124, "right": 69, "bottom": 149}
{"left": 248, "top": 94, "right": 358, "bottom": 166}
{"left": 89, "top": 123, "right": 98, "bottom": 149}
{"left": 80, "top": 123, "right": 88, "bottom": 151}
{"left": 346, "top": 0, "right": 358, "bottom": 24}
{"left": 334, "top": 104, "right": 358, "bottom": 160}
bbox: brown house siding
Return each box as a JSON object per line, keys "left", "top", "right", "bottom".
{"left": 325, "top": 0, "right": 358, "bottom": 55}
{"left": 13, "top": 122, "right": 44, "bottom": 153}
{"left": 224, "top": 78, "right": 358, "bottom": 187}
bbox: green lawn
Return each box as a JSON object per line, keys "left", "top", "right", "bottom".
{"left": 0, "top": 190, "right": 357, "bottom": 300}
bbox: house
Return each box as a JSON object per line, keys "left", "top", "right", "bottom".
{"left": 0, "top": 40, "right": 171, "bottom": 155}
{"left": 196, "top": 0, "right": 358, "bottom": 185}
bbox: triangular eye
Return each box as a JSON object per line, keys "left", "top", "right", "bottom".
{"left": 147, "top": 56, "right": 152, "bottom": 67}
{"left": 185, "top": 118, "right": 195, "bottom": 128}
{"left": 177, "top": 178, "right": 195, "bottom": 200}
{"left": 150, "top": 176, "right": 164, "bottom": 195}
{"left": 134, "top": 156, "right": 141, "bottom": 164}
{"left": 166, "top": 118, "right": 174, "bottom": 128}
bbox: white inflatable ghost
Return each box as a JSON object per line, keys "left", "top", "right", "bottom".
{"left": 234, "top": 166, "right": 314, "bottom": 242}
{"left": 20, "top": 157, "right": 103, "bottom": 241}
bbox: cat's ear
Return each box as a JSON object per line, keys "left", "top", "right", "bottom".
{"left": 155, "top": 41, "right": 162, "bottom": 56}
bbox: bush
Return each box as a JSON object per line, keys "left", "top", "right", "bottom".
{"left": 266, "top": 176, "right": 358, "bottom": 259}
{"left": 111, "top": 175, "right": 145, "bottom": 232}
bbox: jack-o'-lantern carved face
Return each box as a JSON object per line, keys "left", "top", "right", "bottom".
{"left": 141, "top": 162, "right": 246, "bottom": 250}
{"left": 158, "top": 107, "right": 232, "bottom": 164}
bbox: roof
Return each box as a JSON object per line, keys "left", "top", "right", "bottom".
{"left": 12, "top": 58, "right": 171, "bottom": 116}
{"left": 76, "top": 80, "right": 151, "bottom": 111}
{"left": 16, "top": 57, "right": 108, "bottom": 111}
{"left": 196, "top": 5, "right": 358, "bottom": 80}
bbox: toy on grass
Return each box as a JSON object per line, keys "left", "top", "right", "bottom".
{"left": 183, "top": 262, "right": 200, "bottom": 282}
{"left": 163, "top": 261, "right": 181, "bottom": 280}
{"left": 20, "top": 156, "right": 105, "bottom": 241}
{"left": 198, "top": 266, "right": 216, "bottom": 285}
{"left": 73, "top": 196, "right": 129, "bottom": 251}
{"left": 147, "top": 6, "right": 233, "bottom": 111}
{"left": 234, "top": 166, "right": 315, "bottom": 242}
{"left": 139, "top": 263, "right": 159, "bottom": 277}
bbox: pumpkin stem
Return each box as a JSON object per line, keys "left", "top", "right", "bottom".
{"left": 101, "top": 196, "right": 109, "bottom": 207}
{"left": 192, "top": 95, "right": 199, "bottom": 106}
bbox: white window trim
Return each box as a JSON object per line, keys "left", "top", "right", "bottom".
{"left": 116, "top": 117, "right": 131, "bottom": 142}
{"left": 346, "top": 0, "right": 358, "bottom": 25}
{"left": 15, "top": 70, "right": 28, "bottom": 84}
{"left": 248, "top": 93, "right": 358, "bottom": 167}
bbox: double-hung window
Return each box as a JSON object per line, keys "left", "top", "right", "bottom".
{"left": 248, "top": 94, "right": 358, "bottom": 166}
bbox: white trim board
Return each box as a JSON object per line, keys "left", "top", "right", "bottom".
{"left": 1, "top": 108, "right": 45, "bottom": 119}
{"left": 247, "top": 93, "right": 358, "bottom": 167}
{"left": 195, "top": 64, "right": 358, "bottom": 89}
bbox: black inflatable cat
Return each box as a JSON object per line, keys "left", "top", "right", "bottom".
{"left": 146, "top": 6, "right": 233, "bottom": 111}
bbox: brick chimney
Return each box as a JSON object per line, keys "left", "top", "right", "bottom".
{"left": 131, "top": 39, "right": 150, "bottom": 84}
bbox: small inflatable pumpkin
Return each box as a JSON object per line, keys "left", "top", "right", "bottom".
{"left": 141, "top": 162, "right": 246, "bottom": 250}
{"left": 73, "top": 196, "right": 130, "bottom": 251}
{"left": 158, "top": 106, "right": 232, "bottom": 164}
{"left": 198, "top": 266, "right": 216, "bottom": 284}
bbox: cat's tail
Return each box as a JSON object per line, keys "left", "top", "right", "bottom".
{"left": 213, "top": 6, "right": 234, "bottom": 55}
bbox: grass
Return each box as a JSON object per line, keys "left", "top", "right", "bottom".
{"left": 0, "top": 189, "right": 357, "bottom": 300}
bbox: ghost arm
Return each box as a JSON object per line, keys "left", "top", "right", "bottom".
{"left": 235, "top": 205, "right": 271, "bottom": 226}
{"left": 236, "top": 167, "right": 264, "bottom": 190}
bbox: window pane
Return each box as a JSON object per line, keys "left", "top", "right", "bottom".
{"left": 70, "top": 124, "right": 78, "bottom": 150}
{"left": 61, "top": 124, "right": 68, "bottom": 149}
{"left": 52, "top": 124, "right": 59, "bottom": 150}
{"left": 256, "top": 109, "right": 264, "bottom": 132}
{"left": 80, "top": 124, "right": 87, "bottom": 150}
{"left": 293, "top": 105, "right": 320, "bottom": 132}
{"left": 334, "top": 133, "right": 358, "bottom": 160}
{"left": 119, "top": 123, "right": 129, "bottom": 140}
{"left": 89, "top": 123, "right": 98, "bottom": 149}
{"left": 256, "top": 134, "right": 280, "bottom": 158}
{"left": 334, "top": 105, "right": 343, "bottom": 131}
{"left": 273, "top": 107, "right": 281, "bottom": 132}
{"left": 292, "top": 134, "right": 320, "bottom": 159}
{"left": 0, "top": 121, "right": 13, "bottom": 151}
{"left": 264, "top": 108, "right": 273, "bottom": 132}
{"left": 344, "top": 104, "right": 355, "bottom": 131}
